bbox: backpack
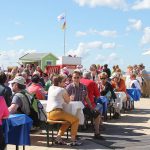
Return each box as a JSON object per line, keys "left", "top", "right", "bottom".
{"left": 18, "top": 92, "right": 47, "bottom": 127}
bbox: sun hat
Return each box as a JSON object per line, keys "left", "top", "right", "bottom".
{"left": 9, "top": 76, "right": 26, "bottom": 85}
{"left": 110, "top": 72, "right": 120, "bottom": 79}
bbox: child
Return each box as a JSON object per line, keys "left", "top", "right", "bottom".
{"left": 0, "top": 96, "right": 9, "bottom": 150}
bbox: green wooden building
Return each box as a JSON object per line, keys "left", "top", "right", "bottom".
{"left": 19, "top": 53, "right": 58, "bottom": 70}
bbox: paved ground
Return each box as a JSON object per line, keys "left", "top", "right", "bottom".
{"left": 7, "top": 98, "right": 150, "bottom": 150}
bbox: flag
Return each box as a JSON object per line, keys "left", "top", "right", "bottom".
{"left": 62, "top": 21, "right": 66, "bottom": 30}
{"left": 57, "top": 13, "right": 65, "bottom": 21}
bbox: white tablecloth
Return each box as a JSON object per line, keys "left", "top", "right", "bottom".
{"left": 40, "top": 100, "right": 85, "bottom": 125}
{"left": 63, "top": 101, "right": 84, "bottom": 125}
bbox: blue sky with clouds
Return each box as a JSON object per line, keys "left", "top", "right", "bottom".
{"left": 0, "top": 0, "right": 150, "bottom": 71}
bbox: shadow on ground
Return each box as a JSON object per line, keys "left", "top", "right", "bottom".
{"left": 30, "top": 107, "right": 150, "bottom": 149}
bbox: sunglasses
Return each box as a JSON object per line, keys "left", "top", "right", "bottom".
{"left": 100, "top": 78, "right": 106, "bottom": 80}
{"left": 73, "top": 77, "right": 80, "bottom": 79}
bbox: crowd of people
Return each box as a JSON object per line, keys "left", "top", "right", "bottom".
{"left": 0, "top": 62, "right": 150, "bottom": 148}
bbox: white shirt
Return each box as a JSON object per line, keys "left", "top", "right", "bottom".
{"left": 130, "top": 79, "right": 141, "bottom": 90}
{"left": 46, "top": 86, "right": 66, "bottom": 112}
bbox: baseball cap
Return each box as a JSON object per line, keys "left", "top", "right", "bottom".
{"left": 9, "top": 76, "right": 26, "bottom": 85}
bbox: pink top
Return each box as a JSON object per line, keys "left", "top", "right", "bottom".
{"left": 27, "top": 83, "right": 46, "bottom": 100}
{"left": 0, "top": 96, "right": 9, "bottom": 125}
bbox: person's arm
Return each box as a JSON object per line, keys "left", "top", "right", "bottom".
{"left": 8, "top": 94, "right": 22, "bottom": 114}
{"left": 8, "top": 103, "right": 19, "bottom": 114}
{"left": 63, "top": 90, "right": 70, "bottom": 104}
{"left": 85, "top": 95, "right": 94, "bottom": 110}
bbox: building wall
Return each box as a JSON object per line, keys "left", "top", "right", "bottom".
{"left": 41, "top": 54, "right": 57, "bottom": 70}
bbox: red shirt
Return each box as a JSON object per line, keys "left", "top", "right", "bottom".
{"left": 80, "top": 78, "right": 100, "bottom": 108}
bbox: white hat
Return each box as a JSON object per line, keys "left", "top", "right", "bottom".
{"left": 110, "top": 72, "right": 120, "bottom": 79}
{"left": 9, "top": 76, "right": 26, "bottom": 85}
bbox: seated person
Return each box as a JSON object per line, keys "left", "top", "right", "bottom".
{"left": 110, "top": 72, "right": 127, "bottom": 118}
{"left": 129, "top": 73, "right": 141, "bottom": 91}
{"left": 111, "top": 72, "right": 127, "bottom": 94}
{"left": 46, "top": 75, "right": 81, "bottom": 146}
{"left": 98, "top": 72, "right": 116, "bottom": 101}
{"left": 27, "top": 74, "right": 46, "bottom": 100}
{"left": 8, "top": 76, "right": 31, "bottom": 114}
{"left": 66, "top": 71, "right": 104, "bottom": 139}
{"left": 80, "top": 71, "right": 104, "bottom": 137}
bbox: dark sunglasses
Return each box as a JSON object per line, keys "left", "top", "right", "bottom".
{"left": 100, "top": 78, "right": 106, "bottom": 80}
{"left": 73, "top": 77, "right": 80, "bottom": 79}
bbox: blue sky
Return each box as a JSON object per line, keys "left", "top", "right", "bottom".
{"left": 0, "top": 0, "right": 150, "bottom": 71}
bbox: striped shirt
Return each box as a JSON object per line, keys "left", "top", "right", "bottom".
{"left": 66, "top": 83, "right": 87, "bottom": 102}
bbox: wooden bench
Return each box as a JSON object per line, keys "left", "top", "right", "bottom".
{"left": 46, "top": 119, "right": 70, "bottom": 146}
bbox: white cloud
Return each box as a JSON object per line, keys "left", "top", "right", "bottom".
{"left": 7, "top": 35, "right": 24, "bottom": 42}
{"left": 0, "top": 49, "right": 36, "bottom": 69}
{"left": 126, "top": 19, "right": 142, "bottom": 31}
{"left": 67, "top": 41, "right": 116, "bottom": 57}
{"left": 132, "top": 0, "right": 150, "bottom": 10}
{"left": 103, "top": 42, "right": 116, "bottom": 49}
{"left": 95, "top": 53, "right": 122, "bottom": 65}
{"left": 90, "top": 29, "right": 117, "bottom": 37}
{"left": 142, "top": 49, "right": 150, "bottom": 55}
{"left": 141, "top": 27, "right": 150, "bottom": 44}
{"left": 76, "top": 31, "right": 87, "bottom": 37}
{"left": 74, "top": 0, "right": 128, "bottom": 10}
{"left": 76, "top": 29, "right": 117, "bottom": 37}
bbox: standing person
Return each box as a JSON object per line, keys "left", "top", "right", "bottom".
{"left": 0, "top": 71, "right": 12, "bottom": 107}
{"left": 89, "top": 64, "right": 99, "bottom": 82}
{"left": 46, "top": 75, "right": 81, "bottom": 146}
{"left": 102, "top": 64, "right": 111, "bottom": 78}
{"left": 0, "top": 96, "right": 9, "bottom": 150}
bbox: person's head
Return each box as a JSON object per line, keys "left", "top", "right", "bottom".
{"left": 26, "top": 64, "right": 30, "bottom": 69}
{"left": 98, "top": 72, "right": 108, "bottom": 84}
{"left": 72, "top": 71, "right": 81, "bottom": 85}
{"left": 82, "top": 71, "right": 91, "bottom": 79}
{"left": 9, "top": 76, "right": 26, "bottom": 92}
{"left": 138, "top": 63, "right": 145, "bottom": 70}
{"left": 103, "top": 64, "right": 108, "bottom": 69}
{"left": 31, "top": 74, "right": 40, "bottom": 83}
{"left": 21, "top": 71, "right": 28, "bottom": 80}
{"left": 130, "top": 73, "right": 136, "bottom": 80}
{"left": 36, "top": 65, "right": 42, "bottom": 71}
{"left": 52, "top": 75, "right": 66, "bottom": 87}
{"left": 90, "top": 64, "right": 97, "bottom": 76}
{"left": 0, "top": 71, "right": 7, "bottom": 84}
{"left": 112, "top": 65, "right": 116, "bottom": 71}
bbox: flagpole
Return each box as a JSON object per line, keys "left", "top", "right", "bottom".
{"left": 64, "top": 27, "right": 66, "bottom": 56}
{"left": 64, "top": 12, "right": 66, "bottom": 56}
{"left": 57, "top": 12, "right": 66, "bottom": 56}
